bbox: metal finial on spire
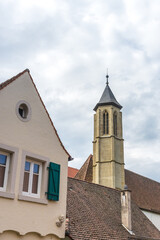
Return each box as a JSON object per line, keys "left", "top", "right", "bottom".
{"left": 106, "top": 68, "right": 109, "bottom": 85}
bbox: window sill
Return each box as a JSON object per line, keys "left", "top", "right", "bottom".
{"left": 18, "top": 194, "right": 48, "bottom": 205}
{"left": 0, "top": 191, "right": 15, "bottom": 199}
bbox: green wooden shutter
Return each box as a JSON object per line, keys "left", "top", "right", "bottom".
{"left": 47, "top": 162, "right": 60, "bottom": 201}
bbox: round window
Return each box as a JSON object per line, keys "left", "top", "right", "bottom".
{"left": 16, "top": 101, "right": 31, "bottom": 122}
{"left": 18, "top": 103, "right": 28, "bottom": 119}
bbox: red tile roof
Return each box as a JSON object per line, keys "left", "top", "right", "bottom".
{"left": 75, "top": 154, "right": 93, "bottom": 182}
{"left": 67, "top": 178, "right": 160, "bottom": 239}
{"left": 68, "top": 167, "right": 79, "bottom": 178}
{"left": 75, "top": 155, "right": 160, "bottom": 214}
{"left": 0, "top": 69, "right": 71, "bottom": 159}
{"left": 125, "top": 169, "right": 160, "bottom": 214}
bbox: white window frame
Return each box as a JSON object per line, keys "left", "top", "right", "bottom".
{"left": 22, "top": 160, "right": 42, "bottom": 198}
{"left": 0, "top": 143, "right": 18, "bottom": 199}
{"left": 0, "top": 151, "right": 10, "bottom": 192}
{"left": 19, "top": 150, "right": 49, "bottom": 205}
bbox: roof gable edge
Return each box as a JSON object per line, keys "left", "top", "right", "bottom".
{"left": 27, "top": 71, "right": 71, "bottom": 158}
{"left": 0, "top": 69, "right": 71, "bottom": 159}
{"left": 0, "top": 69, "right": 29, "bottom": 90}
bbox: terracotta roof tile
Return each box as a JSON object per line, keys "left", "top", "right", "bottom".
{"left": 67, "top": 178, "right": 160, "bottom": 240}
{"left": 75, "top": 156, "right": 160, "bottom": 214}
{"left": 75, "top": 154, "right": 93, "bottom": 182}
{"left": 68, "top": 167, "right": 79, "bottom": 178}
{"left": 125, "top": 169, "right": 160, "bottom": 213}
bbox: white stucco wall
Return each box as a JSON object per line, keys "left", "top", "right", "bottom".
{"left": 142, "top": 210, "right": 160, "bottom": 231}
{"left": 0, "top": 71, "right": 69, "bottom": 239}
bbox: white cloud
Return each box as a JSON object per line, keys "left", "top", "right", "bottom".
{"left": 0, "top": 0, "right": 160, "bottom": 181}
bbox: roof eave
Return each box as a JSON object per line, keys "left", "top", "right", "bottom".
{"left": 93, "top": 102, "right": 122, "bottom": 111}
{"left": 0, "top": 69, "right": 72, "bottom": 160}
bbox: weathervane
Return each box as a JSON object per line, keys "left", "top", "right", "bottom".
{"left": 106, "top": 68, "right": 109, "bottom": 85}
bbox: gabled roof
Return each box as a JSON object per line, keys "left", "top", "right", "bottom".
{"left": 94, "top": 83, "right": 122, "bottom": 111}
{"left": 0, "top": 69, "right": 29, "bottom": 90}
{"left": 68, "top": 167, "right": 78, "bottom": 178}
{"left": 74, "top": 155, "right": 160, "bottom": 214}
{"left": 0, "top": 69, "right": 71, "bottom": 159}
{"left": 125, "top": 170, "right": 160, "bottom": 214}
{"left": 74, "top": 154, "right": 93, "bottom": 182}
{"left": 67, "top": 178, "right": 160, "bottom": 240}
{"left": 75, "top": 154, "right": 93, "bottom": 182}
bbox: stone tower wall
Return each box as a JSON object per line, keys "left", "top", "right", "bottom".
{"left": 93, "top": 105, "right": 125, "bottom": 189}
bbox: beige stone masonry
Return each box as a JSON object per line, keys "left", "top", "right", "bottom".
{"left": 93, "top": 105, "right": 125, "bottom": 190}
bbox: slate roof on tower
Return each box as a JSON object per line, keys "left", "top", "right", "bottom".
{"left": 94, "top": 77, "right": 122, "bottom": 111}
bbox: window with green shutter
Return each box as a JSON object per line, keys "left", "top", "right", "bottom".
{"left": 47, "top": 162, "right": 60, "bottom": 201}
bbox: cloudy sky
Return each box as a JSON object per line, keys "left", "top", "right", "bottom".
{"left": 0, "top": 0, "right": 160, "bottom": 182}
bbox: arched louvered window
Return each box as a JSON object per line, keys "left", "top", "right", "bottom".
{"left": 113, "top": 112, "right": 117, "bottom": 136}
{"left": 106, "top": 112, "right": 109, "bottom": 134}
{"left": 103, "top": 112, "right": 105, "bottom": 134}
{"left": 103, "top": 111, "right": 109, "bottom": 135}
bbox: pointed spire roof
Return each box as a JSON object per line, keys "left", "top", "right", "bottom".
{"left": 94, "top": 74, "right": 122, "bottom": 111}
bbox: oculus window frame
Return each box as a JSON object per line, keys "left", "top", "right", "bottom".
{"left": 16, "top": 100, "right": 32, "bottom": 122}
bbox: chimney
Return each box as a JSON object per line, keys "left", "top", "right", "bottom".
{"left": 121, "top": 187, "right": 132, "bottom": 232}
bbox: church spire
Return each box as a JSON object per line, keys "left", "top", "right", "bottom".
{"left": 106, "top": 69, "right": 109, "bottom": 85}
{"left": 94, "top": 74, "right": 122, "bottom": 111}
{"left": 92, "top": 73, "right": 125, "bottom": 190}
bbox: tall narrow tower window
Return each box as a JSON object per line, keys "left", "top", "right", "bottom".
{"left": 103, "top": 111, "right": 109, "bottom": 135}
{"left": 113, "top": 112, "right": 117, "bottom": 136}
{"left": 103, "top": 113, "right": 105, "bottom": 134}
{"left": 106, "top": 112, "right": 109, "bottom": 134}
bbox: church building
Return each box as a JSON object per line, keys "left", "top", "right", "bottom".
{"left": 0, "top": 69, "right": 160, "bottom": 240}
{"left": 66, "top": 74, "right": 160, "bottom": 239}
{"left": 92, "top": 74, "right": 124, "bottom": 190}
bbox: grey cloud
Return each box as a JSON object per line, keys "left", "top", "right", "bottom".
{"left": 0, "top": 0, "right": 160, "bottom": 180}
{"left": 126, "top": 159, "right": 160, "bottom": 182}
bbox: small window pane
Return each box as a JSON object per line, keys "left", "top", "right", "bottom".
{"left": 23, "top": 172, "right": 30, "bottom": 192}
{"left": 19, "top": 108, "right": 24, "bottom": 118}
{"left": 18, "top": 104, "right": 28, "bottom": 119}
{"left": 32, "top": 174, "right": 39, "bottom": 194}
{"left": 25, "top": 161, "right": 30, "bottom": 171}
{"left": 0, "top": 166, "right": 5, "bottom": 187}
{"left": 33, "top": 164, "right": 39, "bottom": 174}
{"left": 0, "top": 154, "right": 7, "bottom": 165}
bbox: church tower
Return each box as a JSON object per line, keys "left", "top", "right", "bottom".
{"left": 92, "top": 74, "right": 125, "bottom": 190}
